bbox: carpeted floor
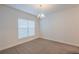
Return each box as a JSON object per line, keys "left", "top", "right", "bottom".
{"left": 0, "top": 38, "right": 79, "bottom": 54}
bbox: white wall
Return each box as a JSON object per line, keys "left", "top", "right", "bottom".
{"left": 40, "top": 6, "right": 79, "bottom": 47}
{"left": 0, "top": 5, "right": 40, "bottom": 50}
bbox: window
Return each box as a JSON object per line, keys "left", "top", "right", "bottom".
{"left": 18, "top": 18, "right": 35, "bottom": 39}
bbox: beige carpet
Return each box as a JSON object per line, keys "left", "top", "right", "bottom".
{"left": 0, "top": 38, "right": 79, "bottom": 54}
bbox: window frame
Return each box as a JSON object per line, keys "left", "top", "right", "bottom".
{"left": 18, "top": 18, "right": 35, "bottom": 39}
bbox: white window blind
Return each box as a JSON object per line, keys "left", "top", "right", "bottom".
{"left": 18, "top": 18, "right": 35, "bottom": 39}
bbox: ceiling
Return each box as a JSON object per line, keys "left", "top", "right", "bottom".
{"left": 6, "top": 4, "right": 78, "bottom": 17}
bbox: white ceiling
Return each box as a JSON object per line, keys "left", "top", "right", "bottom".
{"left": 6, "top": 4, "right": 78, "bottom": 17}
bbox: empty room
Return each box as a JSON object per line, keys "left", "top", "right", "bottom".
{"left": 0, "top": 4, "right": 79, "bottom": 54}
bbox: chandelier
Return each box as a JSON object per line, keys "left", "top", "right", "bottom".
{"left": 37, "top": 4, "right": 45, "bottom": 19}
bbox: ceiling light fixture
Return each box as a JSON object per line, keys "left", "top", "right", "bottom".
{"left": 37, "top": 4, "right": 46, "bottom": 19}
{"left": 37, "top": 13, "right": 45, "bottom": 18}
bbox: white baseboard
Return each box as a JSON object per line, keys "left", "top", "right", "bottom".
{"left": 1, "top": 36, "right": 79, "bottom": 51}
{"left": 0, "top": 36, "right": 38, "bottom": 51}
{"left": 42, "top": 36, "right": 79, "bottom": 47}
